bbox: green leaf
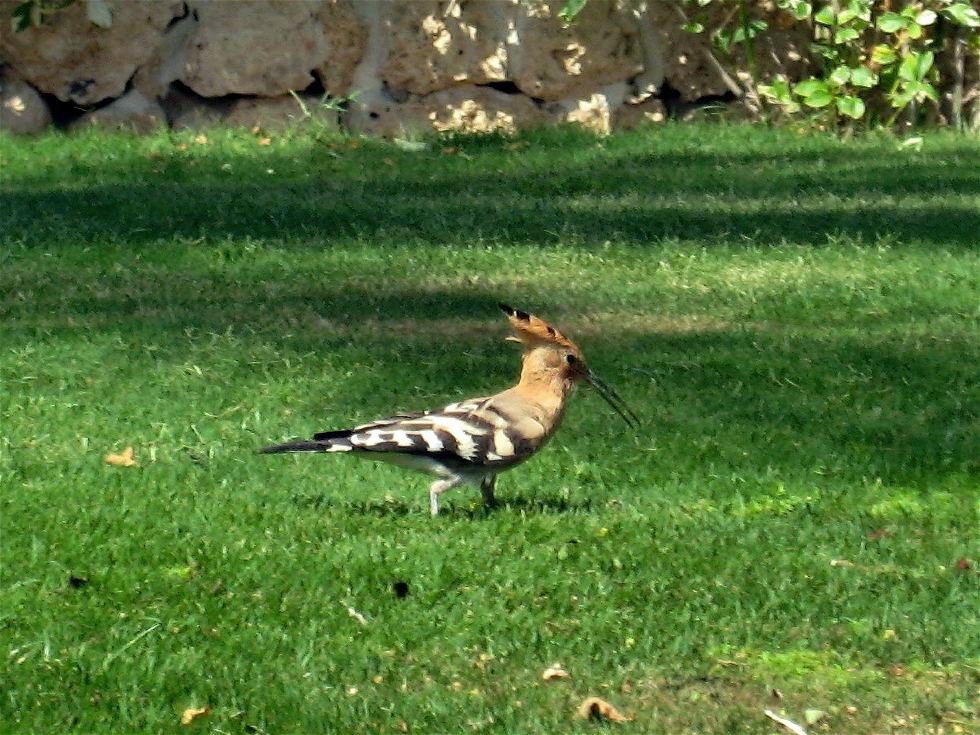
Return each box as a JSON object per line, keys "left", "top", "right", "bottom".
{"left": 682, "top": 22, "right": 705, "bottom": 33}
{"left": 891, "top": 79, "right": 939, "bottom": 107}
{"left": 790, "top": 2, "right": 812, "bottom": 20}
{"left": 830, "top": 65, "right": 851, "bottom": 85}
{"left": 877, "top": 12, "right": 906, "bottom": 32}
{"left": 12, "top": 1, "right": 34, "bottom": 32}
{"left": 802, "top": 89, "right": 833, "bottom": 108}
{"left": 890, "top": 88, "right": 915, "bottom": 108}
{"left": 906, "top": 21, "right": 923, "bottom": 39}
{"left": 898, "top": 54, "right": 916, "bottom": 81}
{"left": 915, "top": 50, "right": 935, "bottom": 78}
{"left": 917, "top": 80, "right": 939, "bottom": 102}
{"left": 915, "top": 9, "right": 936, "bottom": 26}
{"left": 850, "top": 66, "right": 877, "bottom": 87}
{"left": 794, "top": 78, "right": 829, "bottom": 97}
{"left": 898, "top": 51, "right": 933, "bottom": 82}
{"left": 811, "top": 42, "right": 841, "bottom": 62}
{"left": 836, "top": 95, "right": 865, "bottom": 119}
{"left": 834, "top": 27, "right": 860, "bottom": 43}
{"left": 712, "top": 29, "right": 733, "bottom": 54}
{"left": 944, "top": 3, "right": 980, "bottom": 27}
{"left": 837, "top": 3, "right": 864, "bottom": 25}
{"left": 558, "top": 0, "right": 588, "bottom": 24}
{"left": 731, "top": 19, "right": 768, "bottom": 44}
{"left": 758, "top": 77, "right": 793, "bottom": 103}
{"left": 848, "top": 0, "right": 872, "bottom": 22}
{"left": 870, "top": 44, "right": 898, "bottom": 64}
{"left": 814, "top": 6, "right": 836, "bottom": 25}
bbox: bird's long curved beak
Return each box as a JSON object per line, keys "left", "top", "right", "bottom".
{"left": 586, "top": 369, "right": 640, "bottom": 430}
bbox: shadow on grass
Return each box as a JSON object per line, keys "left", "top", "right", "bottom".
{"left": 292, "top": 491, "right": 596, "bottom": 517}
{"left": 4, "top": 133, "right": 979, "bottom": 249}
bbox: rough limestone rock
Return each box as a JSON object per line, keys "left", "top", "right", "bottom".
{"left": 132, "top": 11, "right": 198, "bottom": 100}
{"left": 180, "top": 0, "right": 328, "bottom": 97}
{"left": 543, "top": 84, "right": 629, "bottom": 134}
{"left": 316, "top": 0, "right": 369, "bottom": 96}
{"left": 0, "top": 0, "right": 846, "bottom": 136}
{"left": 73, "top": 89, "right": 166, "bottom": 133}
{"left": 0, "top": 0, "right": 183, "bottom": 105}
{"left": 166, "top": 88, "right": 338, "bottom": 133}
{"left": 348, "top": 85, "right": 544, "bottom": 137}
{"left": 0, "top": 73, "right": 52, "bottom": 134}
{"left": 614, "top": 97, "right": 667, "bottom": 130}
{"left": 223, "top": 95, "right": 340, "bottom": 132}
{"left": 379, "top": 0, "right": 512, "bottom": 95}
{"left": 427, "top": 85, "right": 544, "bottom": 133}
{"left": 509, "top": 0, "right": 643, "bottom": 101}
{"left": 163, "top": 86, "right": 231, "bottom": 131}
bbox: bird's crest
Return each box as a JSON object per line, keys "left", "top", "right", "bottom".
{"left": 498, "top": 303, "right": 580, "bottom": 353}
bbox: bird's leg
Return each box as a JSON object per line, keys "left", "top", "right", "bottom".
{"left": 480, "top": 475, "right": 497, "bottom": 509}
{"left": 429, "top": 478, "right": 460, "bottom": 516}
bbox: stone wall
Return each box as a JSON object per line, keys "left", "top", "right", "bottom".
{"left": 0, "top": 0, "right": 968, "bottom": 136}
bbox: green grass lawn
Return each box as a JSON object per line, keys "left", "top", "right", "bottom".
{"left": 1, "top": 123, "right": 977, "bottom": 734}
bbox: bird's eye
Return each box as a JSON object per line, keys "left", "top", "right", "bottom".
{"left": 565, "top": 354, "right": 578, "bottom": 365}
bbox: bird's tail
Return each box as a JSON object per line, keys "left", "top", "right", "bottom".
{"left": 259, "top": 430, "right": 356, "bottom": 454}
{"left": 258, "top": 440, "right": 329, "bottom": 454}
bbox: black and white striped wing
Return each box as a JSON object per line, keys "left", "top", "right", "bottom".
{"left": 322, "top": 398, "right": 541, "bottom": 469}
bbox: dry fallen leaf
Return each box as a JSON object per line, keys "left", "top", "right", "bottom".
{"left": 542, "top": 664, "right": 570, "bottom": 681}
{"left": 180, "top": 706, "right": 210, "bottom": 725}
{"left": 577, "top": 696, "right": 631, "bottom": 723}
{"left": 105, "top": 447, "right": 137, "bottom": 467}
{"left": 346, "top": 605, "right": 368, "bottom": 625}
{"left": 258, "top": 137, "right": 272, "bottom": 146}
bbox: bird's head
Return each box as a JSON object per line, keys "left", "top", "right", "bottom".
{"left": 498, "top": 303, "right": 639, "bottom": 429}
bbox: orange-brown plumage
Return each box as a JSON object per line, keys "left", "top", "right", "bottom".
{"left": 499, "top": 303, "right": 581, "bottom": 354}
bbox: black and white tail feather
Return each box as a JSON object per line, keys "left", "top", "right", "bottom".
{"left": 260, "top": 398, "right": 534, "bottom": 515}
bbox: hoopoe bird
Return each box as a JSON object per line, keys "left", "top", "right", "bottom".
{"left": 260, "top": 303, "right": 638, "bottom": 515}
